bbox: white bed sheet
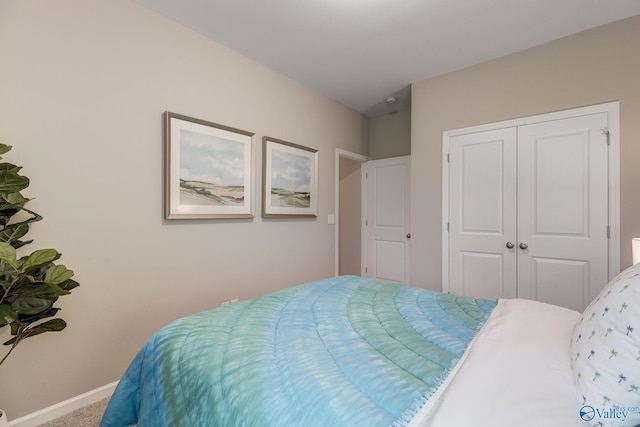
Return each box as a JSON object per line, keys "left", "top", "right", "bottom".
{"left": 408, "top": 298, "right": 587, "bottom": 427}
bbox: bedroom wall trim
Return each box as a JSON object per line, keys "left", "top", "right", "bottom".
{"left": 9, "top": 381, "right": 118, "bottom": 427}
{"left": 334, "top": 149, "right": 370, "bottom": 276}
{"left": 441, "top": 101, "right": 620, "bottom": 295}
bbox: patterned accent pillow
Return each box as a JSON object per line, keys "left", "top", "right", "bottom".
{"left": 571, "top": 263, "right": 640, "bottom": 426}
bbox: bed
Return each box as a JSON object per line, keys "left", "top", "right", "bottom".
{"left": 100, "top": 264, "right": 640, "bottom": 427}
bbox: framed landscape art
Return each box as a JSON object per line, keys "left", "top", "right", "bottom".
{"left": 262, "top": 136, "right": 318, "bottom": 218}
{"left": 164, "top": 112, "right": 255, "bottom": 219}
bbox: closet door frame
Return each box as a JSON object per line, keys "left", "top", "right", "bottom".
{"left": 442, "top": 101, "right": 620, "bottom": 294}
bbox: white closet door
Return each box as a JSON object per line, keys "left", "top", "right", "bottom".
{"left": 517, "top": 113, "right": 609, "bottom": 312}
{"left": 448, "top": 128, "right": 517, "bottom": 300}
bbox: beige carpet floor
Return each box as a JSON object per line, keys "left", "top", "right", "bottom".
{"left": 36, "top": 397, "right": 109, "bottom": 427}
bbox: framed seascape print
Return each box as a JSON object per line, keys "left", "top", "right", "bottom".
{"left": 164, "top": 112, "right": 255, "bottom": 219}
{"left": 262, "top": 136, "right": 318, "bottom": 218}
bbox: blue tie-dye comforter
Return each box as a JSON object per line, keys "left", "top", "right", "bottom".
{"left": 100, "top": 276, "right": 496, "bottom": 427}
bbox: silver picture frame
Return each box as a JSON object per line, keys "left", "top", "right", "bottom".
{"left": 164, "top": 112, "right": 255, "bottom": 219}
{"left": 262, "top": 136, "right": 318, "bottom": 218}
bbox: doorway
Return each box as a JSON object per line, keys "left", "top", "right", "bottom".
{"left": 335, "top": 151, "right": 411, "bottom": 282}
{"left": 335, "top": 150, "right": 369, "bottom": 276}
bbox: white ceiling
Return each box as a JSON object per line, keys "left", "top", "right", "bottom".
{"left": 134, "top": 0, "right": 640, "bottom": 117}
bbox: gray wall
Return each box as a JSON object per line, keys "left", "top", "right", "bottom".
{"left": 0, "top": 0, "right": 369, "bottom": 418}
{"left": 369, "top": 108, "right": 411, "bottom": 159}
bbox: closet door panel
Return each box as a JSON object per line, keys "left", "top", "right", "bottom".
{"left": 531, "top": 132, "right": 587, "bottom": 235}
{"left": 448, "top": 128, "right": 517, "bottom": 299}
{"left": 530, "top": 257, "right": 589, "bottom": 311}
{"left": 516, "top": 113, "right": 609, "bottom": 311}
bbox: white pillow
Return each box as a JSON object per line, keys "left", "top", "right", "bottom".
{"left": 571, "top": 263, "right": 640, "bottom": 426}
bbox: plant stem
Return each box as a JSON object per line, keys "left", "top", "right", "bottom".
{"left": 0, "top": 276, "right": 19, "bottom": 305}
{"left": 0, "top": 342, "right": 17, "bottom": 366}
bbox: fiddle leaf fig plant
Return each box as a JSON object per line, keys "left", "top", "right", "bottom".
{"left": 0, "top": 143, "right": 79, "bottom": 366}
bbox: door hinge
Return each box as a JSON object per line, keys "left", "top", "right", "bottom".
{"left": 607, "top": 225, "right": 611, "bottom": 239}
{"left": 601, "top": 128, "right": 611, "bottom": 145}
{"left": 447, "top": 153, "right": 450, "bottom": 163}
{"left": 447, "top": 222, "right": 450, "bottom": 232}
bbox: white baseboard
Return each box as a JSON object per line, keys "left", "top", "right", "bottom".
{"left": 9, "top": 381, "right": 118, "bottom": 427}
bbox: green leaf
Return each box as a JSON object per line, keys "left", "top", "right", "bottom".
{"left": 0, "top": 163, "right": 22, "bottom": 174}
{"left": 44, "top": 264, "right": 74, "bottom": 286}
{"left": 0, "top": 242, "right": 18, "bottom": 268}
{"left": 0, "top": 214, "right": 41, "bottom": 237}
{"left": 17, "top": 306, "right": 60, "bottom": 324}
{"left": 1, "top": 191, "right": 27, "bottom": 207}
{"left": 0, "top": 166, "right": 22, "bottom": 173}
{"left": 0, "top": 223, "right": 29, "bottom": 244}
{"left": 58, "top": 278, "right": 79, "bottom": 292}
{"left": 9, "top": 320, "right": 20, "bottom": 335}
{"left": 10, "top": 316, "right": 24, "bottom": 335}
{"left": 46, "top": 282, "right": 68, "bottom": 296}
{"left": 21, "top": 249, "right": 60, "bottom": 271}
{"left": 0, "top": 170, "right": 29, "bottom": 194}
{"left": 0, "top": 304, "right": 17, "bottom": 326}
{"left": 0, "top": 209, "right": 19, "bottom": 227}
{"left": 10, "top": 283, "right": 56, "bottom": 315}
{"left": 10, "top": 239, "right": 33, "bottom": 250}
{"left": 21, "top": 207, "right": 42, "bottom": 223}
{"left": 31, "top": 318, "right": 66, "bottom": 332}
{"left": 0, "top": 144, "right": 12, "bottom": 157}
{"left": 3, "top": 318, "right": 67, "bottom": 345}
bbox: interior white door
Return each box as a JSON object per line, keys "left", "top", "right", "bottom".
{"left": 517, "top": 113, "right": 609, "bottom": 312}
{"left": 448, "top": 128, "right": 518, "bottom": 299}
{"left": 447, "top": 112, "right": 610, "bottom": 312}
{"left": 363, "top": 156, "right": 410, "bottom": 283}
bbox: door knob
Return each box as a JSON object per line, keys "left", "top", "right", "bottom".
{"left": 519, "top": 242, "right": 528, "bottom": 250}
{"left": 506, "top": 242, "right": 514, "bottom": 249}
{"left": 406, "top": 233, "right": 411, "bottom": 239}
